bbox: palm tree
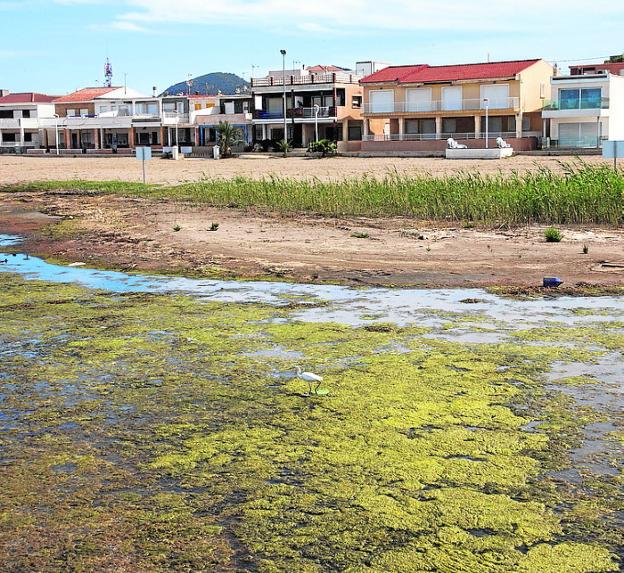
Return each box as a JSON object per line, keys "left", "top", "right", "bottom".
{"left": 217, "top": 121, "right": 243, "bottom": 158}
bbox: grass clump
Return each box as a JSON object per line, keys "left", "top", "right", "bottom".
{"left": 544, "top": 227, "right": 563, "bottom": 242}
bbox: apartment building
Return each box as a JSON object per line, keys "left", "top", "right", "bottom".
{"left": 192, "top": 93, "right": 253, "bottom": 147}
{"left": 0, "top": 91, "right": 57, "bottom": 151}
{"left": 542, "top": 71, "right": 624, "bottom": 148}
{"left": 250, "top": 65, "right": 365, "bottom": 150}
{"left": 52, "top": 86, "right": 187, "bottom": 151}
{"left": 360, "top": 59, "right": 553, "bottom": 152}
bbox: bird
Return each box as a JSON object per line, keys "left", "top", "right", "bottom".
{"left": 295, "top": 366, "right": 326, "bottom": 396}
{"left": 0, "top": 259, "right": 7, "bottom": 264}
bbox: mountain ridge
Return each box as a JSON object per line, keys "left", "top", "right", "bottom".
{"left": 161, "top": 72, "right": 249, "bottom": 97}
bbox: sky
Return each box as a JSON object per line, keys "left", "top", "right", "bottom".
{"left": 1, "top": 0, "right": 623, "bottom": 96}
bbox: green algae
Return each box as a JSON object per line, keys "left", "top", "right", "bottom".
{"left": 0, "top": 273, "right": 621, "bottom": 572}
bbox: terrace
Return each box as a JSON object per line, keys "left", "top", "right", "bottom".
{"left": 363, "top": 97, "right": 521, "bottom": 115}
{"left": 251, "top": 72, "right": 360, "bottom": 87}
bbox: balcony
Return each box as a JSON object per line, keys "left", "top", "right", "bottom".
{"left": 251, "top": 72, "right": 359, "bottom": 87}
{"left": 363, "top": 97, "right": 520, "bottom": 115}
{"left": 363, "top": 131, "right": 519, "bottom": 142}
{"left": 543, "top": 97, "right": 609, "bottom": 110}
{"left": 253, "top": 106, "right": 337, "bottom": 121}
{"left": 161, "top": 112, "right": 190, "bottom": 125}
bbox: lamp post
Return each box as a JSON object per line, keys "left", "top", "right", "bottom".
{"left": 483, "top": 98, "right": 490, "bottom": 149}
{"left": 280, "top": 49, "right": 287, "bottom": 156}
{"left": 175, "top": 111, "right": 180, "bottom": 153}
{"left": 314, "top": 104, "right": 320, "bottom": 143}
{"left": 53, "top": 113, "right": 60, "bottom": 155}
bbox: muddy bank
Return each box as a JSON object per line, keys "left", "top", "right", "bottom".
{"left": 2, "top": 189, "right": 624, "bottom": 289}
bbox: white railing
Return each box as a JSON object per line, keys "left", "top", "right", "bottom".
{"left": 251, "top": 72, "right": 361, "bottom": 87}
{"left": 364, "top": 97, "right": 520, "bottom": 114}
{"left": 363, "top": 131, "right": 519, "bottom": 142}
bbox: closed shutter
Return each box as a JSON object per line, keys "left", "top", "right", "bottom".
{"left": 370, "top": 90, "right": 394, "bottom": 113}
{"left": 442, "top": 86, "right": 462, "bottom": 111}
{"left": 481, "top": 84, "right": 510, "bottom": 109}
{"left": 406, "top": 88, "right": 433, "bottom": 112}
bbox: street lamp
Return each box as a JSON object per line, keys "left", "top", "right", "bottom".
{"left": 53, "top": 113, "right": 60, "bottom": 155}
{"left": 280, "top": 49, "right": 287, "bottom": 156}
{"left": 314, "top": 104, "right": 320, "bottom": 143}
{"left": 483, "top": 98, "right": 490, "bottom": 149}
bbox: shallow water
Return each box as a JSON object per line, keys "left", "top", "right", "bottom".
{"left": 2, "top": 233, "right": 624, "bottom": 330}
{"left": 1, "top": 231, "right": 623, "bottom": 570}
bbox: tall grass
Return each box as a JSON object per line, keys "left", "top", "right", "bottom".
{"left": 3, "top": 163, "right": 622, "bottom": 226}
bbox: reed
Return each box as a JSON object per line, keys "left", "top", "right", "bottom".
{"left": 3, "top": 163, "right": 622, "bottom": 226}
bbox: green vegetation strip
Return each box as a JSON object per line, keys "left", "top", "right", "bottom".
{"left": 2, "top": 163, "right": 623, "bottom": 225}
{"left": 0, "top": 274, "right": 621, "bottom": 572}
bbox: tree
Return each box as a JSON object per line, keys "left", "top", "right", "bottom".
{"left": 217, "top": 121, "right": 243, "bottom": 158}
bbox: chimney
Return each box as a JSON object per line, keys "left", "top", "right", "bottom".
{"left": 0, "top": 89, "right": 9, "bottom": 97}
{"left": 152, "top": 86, "right": 157, "bottom": 97}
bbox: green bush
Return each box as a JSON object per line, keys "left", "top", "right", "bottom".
{"left": 308, "top": 139, "right": 337, "bottom": 157}
{"left": 544, "top": 227, "right": 563, "bottom": 242}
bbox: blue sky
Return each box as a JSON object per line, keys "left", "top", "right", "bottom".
{"left": 1, "top": 0, "right": 623, "bottom": 95}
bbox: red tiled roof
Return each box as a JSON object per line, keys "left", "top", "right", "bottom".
{"left": 361, "top": 59, "right": 542, "bottom": 84}
{"left": 0, "top": 92, "right": 57, "bottom": 104}
{"left": 53, "top": 86, "right": 119, "bottom": 104}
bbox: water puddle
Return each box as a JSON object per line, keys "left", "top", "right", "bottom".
{"left": 2, "top": 233, "right": 624, "bottom": 330}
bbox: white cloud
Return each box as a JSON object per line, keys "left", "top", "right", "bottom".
{"left": 113, "top": 0, "right": 623, "bottom": 33}
{"left": 110, "top": 20, "right": 149, "bottom": 32}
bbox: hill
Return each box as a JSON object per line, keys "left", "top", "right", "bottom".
{"left": 161, "top": 72, "right": 248, "bottom": 96}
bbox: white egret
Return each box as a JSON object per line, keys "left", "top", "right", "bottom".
{"left": 295, "top": 366, "right": 327, "bottom": 396}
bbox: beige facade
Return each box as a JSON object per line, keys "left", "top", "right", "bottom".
{"left": 361, "top": 60, "right": 553, "bottom": 147}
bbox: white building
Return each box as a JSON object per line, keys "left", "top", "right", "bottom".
{"left": 0, "top": 91, "right": 57, "bottom": 151}
{"left": 542, "top": 72, "right": 624, "bottom": 148}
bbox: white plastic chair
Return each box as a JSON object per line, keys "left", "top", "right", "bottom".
{"left": 496, "top": 137, "right": 511, "bottom": 149}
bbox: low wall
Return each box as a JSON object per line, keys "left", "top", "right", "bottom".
{"left": 446, "top": 148, "right": 514, "bottom": 160}
{"left": 361, "top": 137, "right": 538, "bottom": 153}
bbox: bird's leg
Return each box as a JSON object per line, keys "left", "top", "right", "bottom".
{"left": 314, "top": 380, "right": 322, "bottom": 395}
{"left": 307, "top": 381, "right": 313, "bottom": 396}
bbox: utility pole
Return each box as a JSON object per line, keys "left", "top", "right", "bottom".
{"left": 280, "top": 49, "right": 288, "bottom": 156}
{"left": 483, "top": 98, "right": 490, "bottom": 149}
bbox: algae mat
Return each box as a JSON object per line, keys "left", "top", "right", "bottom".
{"left": 0, "top": 274, "right": 622, "bottom": 572}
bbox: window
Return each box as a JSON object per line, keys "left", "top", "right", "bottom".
{"left": 0, "top": 110, "right": 13, "bottom": 119}
{"left": 369, "top": 90, "right": 394, "bottom": 113}
{"left": 559, "top": 88, "right": 602, "bottom": 110}
{"left": 351, "top": 96, "right": 362, "bottom": 109}
{"left": 24, "top": 133, "right": 33, "bottom": 142}
{"left": 163, "top": 102, "right": 176, "bottom": 112}
{"left": 441, "top": 86, "right": 462, "bottom": 111}
{"left": 194, "top": 103, "right": 202, "bottom": 110}
{"left": 22, "top": 110, "right": 31, "bottom": 118}
{"left": 405, "top": 118, "right": 436, "bottom": 135}
{"left": 3, "top": 133, "right": 16, "bottom": 142}
{"left": 67, "top": 109, "right": 77, "bottom": 117}
{"left": 480, "top": 84, "right": 510, "bottom": 109}
{"left": 348, "top": 122, "right": 363, "bottom": 141}
{"left": 580, "top": 88, "right": 602, "bottom": 109}
{"left": 80, "top": 108, "right": 88, "bottom": 116}
{"left": 406, "top": 88, "right": 433, "bottom": 112}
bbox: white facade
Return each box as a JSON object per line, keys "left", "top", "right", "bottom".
{"left": 0, "top": 99, "right": 57, "bottom": 149}
{"left": 543, "top": 73, "right": 624, "bottom": 148}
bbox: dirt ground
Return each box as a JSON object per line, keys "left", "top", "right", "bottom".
{"left": 0, "top": 154, "right": 609, "bottom": 185}
{"left": 2, "top": 190, "right": 624, "bottom": 289}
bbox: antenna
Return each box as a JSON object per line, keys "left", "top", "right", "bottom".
{"left": 104, "top": 58, "right": 113, "bottom": 87}
{"left": 186, "top": 73, "right": 193, "bottom": 96}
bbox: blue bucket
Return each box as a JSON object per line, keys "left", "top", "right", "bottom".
{"left": 543, "top": 277, "right": 563, "bottom": 288}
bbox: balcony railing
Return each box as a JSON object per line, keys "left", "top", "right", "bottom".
{"left": 253, "top": 106, "right": 337, "bottom": 120}
{"left": 363, "top": 97, "right": 520, "bottom": 114}
{"left": 542, "top": 97, "right": 609, "bottom": 111}
{"left": 251, "top": 72, "right": 360, "bottom": 87}
{"left": 363, "top": 131, "right": 519, "bottom": 142}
